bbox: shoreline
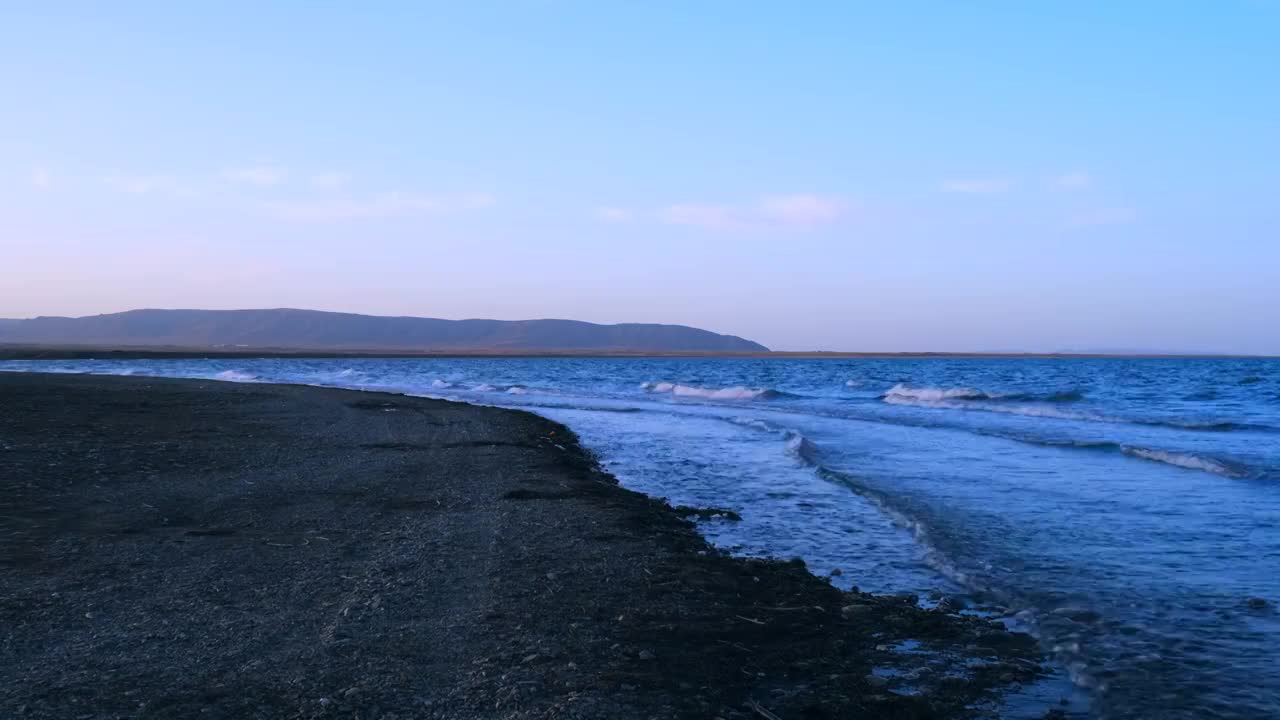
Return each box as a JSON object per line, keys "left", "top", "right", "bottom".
{"left": 1, "top": 345, "right": 1270, "bottom": 360}
{"left": 1, "top": 373, "right": 1052, "bottom": 719}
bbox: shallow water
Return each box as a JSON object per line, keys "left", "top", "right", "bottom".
{"left": 5, "top": 356, "right": 1278, "bottom": 719}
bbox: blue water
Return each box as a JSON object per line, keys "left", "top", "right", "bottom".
{"left": 4, "top": 357, "right": 1278, "bottom": 719}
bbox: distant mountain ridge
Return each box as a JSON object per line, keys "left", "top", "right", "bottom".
{"left": 0, "top": 309, "right": 769, "bottom": 353}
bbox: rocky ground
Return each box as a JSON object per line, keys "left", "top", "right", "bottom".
{"left": 1, "top": 373, "right": 1051, "bottom": 719}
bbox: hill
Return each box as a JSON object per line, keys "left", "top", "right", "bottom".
{"left": 0, "top": 309, "right": 768, "bottom": 353}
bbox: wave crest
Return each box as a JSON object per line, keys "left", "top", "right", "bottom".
{"left": 1121, "top": 447, "right": 1245, "bottom": 477}
{"left": 785, "top": 431, "right": 819, "bottom": 464}
{"left": 214, "top": 370, "right": 258, "bottom": 382}
{"left": 641, "top": 381, "right": 780, "bottom": 401}
{"left": 883, "top": 383, "right": 1084, "bottom": 404}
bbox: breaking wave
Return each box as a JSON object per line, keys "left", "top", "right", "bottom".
{"left": 785, "top": 431, "right": 819, "bottom": 464}
{"left": 641, "top": 381, "right": 783, "bottom": 401}
{"left": 1120, "top": 447, "right": 1246, "bottom": 477}
{"left": 723, "top": 416, "right": 818, "bottom": 465}
{"left": 214, "top": 370, "right": 259, "bottom": 382}
{"left": 881, "top": 384, "right": 1272, "bottom": 433}
{"left": 883, "top": 383, "right": 1085, "bottom": 404}
{"left": 978, "top": 432, "right": 1254, "bottom": 478}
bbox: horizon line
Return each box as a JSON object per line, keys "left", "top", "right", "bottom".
{"left": 1, "top": 344, "right": 1275, "bottom": 361}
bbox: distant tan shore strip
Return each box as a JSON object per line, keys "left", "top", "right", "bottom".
{"left": 0, "top": 344, "right": 1270, "bottom": 360}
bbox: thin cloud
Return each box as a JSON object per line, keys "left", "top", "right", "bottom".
{"left": 311, "top": 171, "right": 348, "bottom": 190}
{"left": 269, "top": 191, "right": 494, "bottom": 221}
{"left": 30, "top": 166, "right": 52, "bottom": 189}
{"left": 940, "top": 178, "right": 1014, "bottom": 194}
{"left": 1051, "top": 172, "right": 1092, "bottom": 190}
{"left": 757, "top": 194, "right": 847, "bottom": 226}
{"left": 657, "top": 194, "right": 848, "bottom": 231}
{"left": 593, "top": 206, "right": 635, "bottom": 222}
{"left": 222, "top": 166, "right": 287, "bottom": 187}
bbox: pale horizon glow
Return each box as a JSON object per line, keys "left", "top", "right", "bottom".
{"left": 2, "top": 3, "right": 1277, "bottom": 353}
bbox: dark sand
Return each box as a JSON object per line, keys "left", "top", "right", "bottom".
{"left": 1, "top": 374, "right": 1048, "bottom": 719}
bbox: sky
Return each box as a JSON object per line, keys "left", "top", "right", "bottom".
{"left": 2, "top": 2, "right": 1278, "bottom": 352}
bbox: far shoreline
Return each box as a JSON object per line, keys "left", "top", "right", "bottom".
{"left": 2, "top": 344, "right": 1271, "bottom": 361}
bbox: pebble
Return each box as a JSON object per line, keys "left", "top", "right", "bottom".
{"left": 841, "top": 604, "right": 872, "bottom": 618}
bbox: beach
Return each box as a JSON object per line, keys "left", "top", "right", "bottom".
{"left": 0, "top": 373, "right": 1047, "bottom": 719}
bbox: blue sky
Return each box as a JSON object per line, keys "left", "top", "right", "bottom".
{"left": 2, "top": 2, "right": 1277, "bottom": 352}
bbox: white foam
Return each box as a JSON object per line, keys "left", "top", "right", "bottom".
{"left": 882, "top": 389, "right": 1099, "bottom": 422}
{"left": 472, "top": 383, "right": 497, "bottom": 392}
{"left": 1122, "top": 447, "right": 1238, "bottom": 477}
{"left": 883, "top": 384, "right": 988, "bottom": 402}
{"left": 214, "top": 370, "right": 258, "bottom": 382}
{"left": 643, "top": 381, "right": 773, "bottom": 401}
{"left": 431, "top": 379, "right": 452, "bottom": 389}
{"left": 845, "top": 379, "right": 862, "bottom": 388}
{"left": 506, "top": 386, "right": 528, "bottom": 395}
{"left": 728, "top": 416, "right": 774, "bottom": 432}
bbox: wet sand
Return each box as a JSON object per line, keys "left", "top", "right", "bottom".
{"left": 1, "top": 374, "right": 1049, "bottom": 719}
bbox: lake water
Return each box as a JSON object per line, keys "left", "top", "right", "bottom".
{"left": 5, "top": 356, "right": 1278, "bottom": 719}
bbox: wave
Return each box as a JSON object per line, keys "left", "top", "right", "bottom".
{"left": 431, "top": 379, "right": 452, "bottom": 389}
{"left": 784, "top": 431, "right": 819, "bottom": 465}
{"left": 727, "top": 416, "right": 775, "bottom": 432}
{"left": 883, "top": 383, "right": 1085, "bottom": 404}
{"left": 883, "top": 384, "right": 991, "bottom": 402}
{"left": 641, "top": 381, "right": 782, "bottom": 401}
{"left": 722, "top": 416, "right": 818, "bottom": 465}
{"left": 713, "top": 392, "right": 1272, "bottom": 480}
{"left": 1120, "top": 447, "right": 1246, "bottom": 477}
{"left": 882, "top": 385, "right": 1273, "bottom": 434}
{"left": 214, "top": 370, "right": 259, "bottom": 382}
{"left": 812, "top": 466, "right": 1000, "bottom": 598}
{"left": 728, "top": 402, "right": 1266, "bottom": 480}
{"left": 506, "top": 386, "right": 528, "bottom": 395}
{"left": 1150, "top": 419, "right": 1273, "bottom": 433}
{"left": 974, "top": 432, "right": 1253, "bottom": 478}
{"left": 471, "top": 383, "right": 497, "bottom": 392}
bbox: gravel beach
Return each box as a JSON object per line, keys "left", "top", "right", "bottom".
{"left": 1, "top": 373, "right": 1048, "bottom": 719}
